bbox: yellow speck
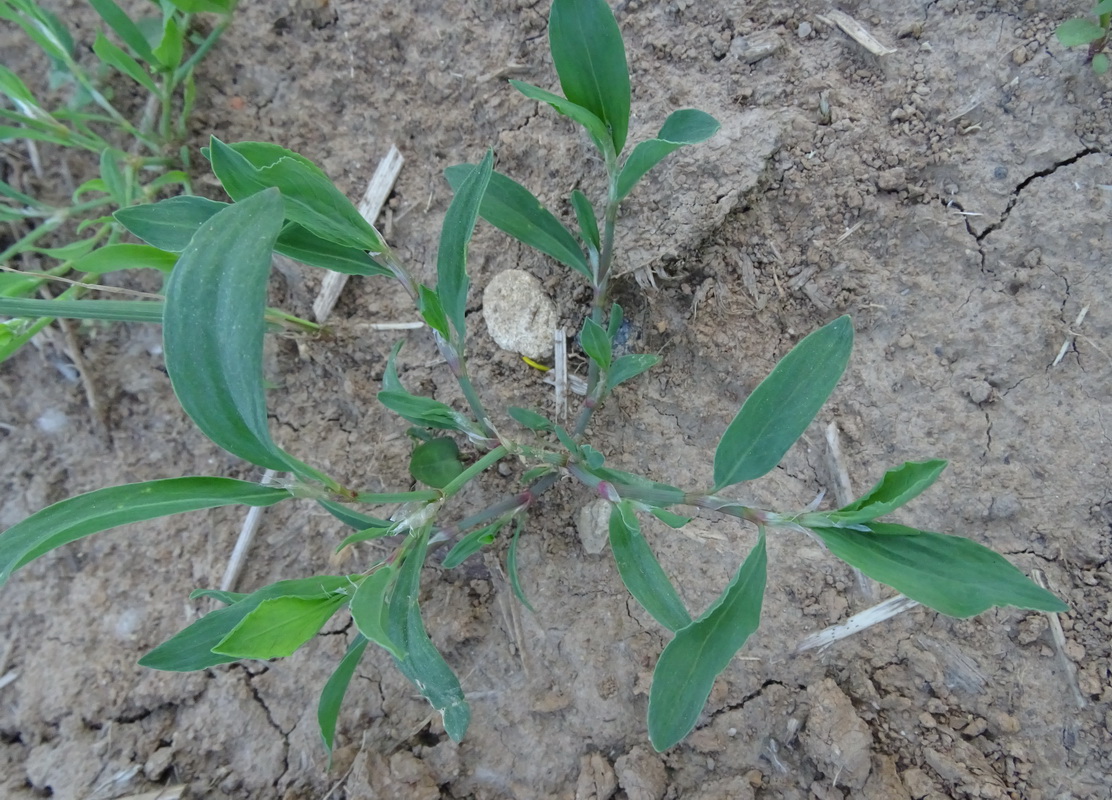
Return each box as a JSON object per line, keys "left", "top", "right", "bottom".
{"left": 521, "top": 356, "right": 551, "bottom": 371}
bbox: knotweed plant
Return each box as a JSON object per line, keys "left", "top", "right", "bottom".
{"left": 0, "top": 0, "right": 1067, "bottom": 756}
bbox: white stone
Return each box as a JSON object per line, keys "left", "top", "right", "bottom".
{"left": 482, "top": 269, "right": 558, "bottom": 359}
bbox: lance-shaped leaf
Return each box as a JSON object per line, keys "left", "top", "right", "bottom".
{"left": 549, "top": 0, "right": 631, "bottom": 154}
{"left": 437, "top": 149, "right": 492, "bottom": 342}
{"left": 140, "top": 576, "right": 352, "bottom": 671}
{"left": 318, "top": 499, "right": 390, "bottom": 532}
{"left": 807, "top": 523, "right": 1069, "bottom": 618}
{"left": 71, "top": 243, "right": 178, "bottom": 274}
{"left": 609, "top": 502, "right": 691, "bottom": 632}
{"left": 606, "top": 353, "right": 660, "bottom": 393}
{"left": 445, "top": 165, "right": 590, "bottom": 279}
{"left": 387, "top": 528, "right": 471, "bottom": 741}
{"left": 88, "top": 0, "right": 156, "bottom": 64}
{"left": 510, "top": 81, "right": 613, "bottom": 159}
{"left": 318, "top": 634, "right": 369, "bottom": 762}
{"left": 0, "top": 478, "right": 290, "bottom": 587}
{"left": 580, "top": 317, "right": 611, "bottom": 370}
{"left": 275, "top": 223, "right": 390, "bottom": 277}
{"left": 162, "top": 188, "right": 296, "bottom": 471}
{"left": 616, "top": 110, "right": 720, "bottom": 201}
{"left": 213, "top": 592, "right": 348, "bottom": 659}
{"left": 379, "top": 342, "right": 476, "bottom": 433}
{"left": 507, "top": 518, "right": 534, "bottom": 611}
{"left": 648, "top": 533, "right": 767, "bottom": 751}
{"left": 442, "top": 520, "right": 504, "bottom": 569}
{"left": 820, "top": 460, "right": 948, "bottom": 526}
{"left": 208, "top": 138, "right": 384, "bottom": 252}
{"left": 115, "top": 195, "right": 226, "bottom": 252}
{"left": 508, "top": 406, "right": 554, "bottom": 432}
{"left": 92, "top": 32, "right": 157, "bottom": 94}
{"left": 0, "top": 298, "right": 164, "bottom": 323}
{"left": 570, "top": 189, "right": 600, "bottom": 253}
{"left": 350, "top": 567, "right": 403, "bottom": 658}
{"left": 713, "top": 316, "right": 853, "bottom": 491}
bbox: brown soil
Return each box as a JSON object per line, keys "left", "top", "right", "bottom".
{"left": 2, "top": 1, "right": 1110, "bottom": 798}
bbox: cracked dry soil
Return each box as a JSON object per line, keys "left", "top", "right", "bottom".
{"left": 2, "top": 1, "right": 1110, "bottom": 798}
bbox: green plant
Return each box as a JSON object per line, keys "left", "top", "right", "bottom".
{"left": 0, "top": 0, "right": 1067, "bottom": 757}
{"left": 0, "top": 0, "right": 303, "bottom": 361}
{"left": 1056, "top": 0, "right": 1111, "bottom": 74}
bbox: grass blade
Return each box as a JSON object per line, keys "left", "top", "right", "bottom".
{"left": 0, "top": 298, "right": 164, "bottom": 323}
{"left": 387, "top": 528, "right": 471, "bottom": 741}
{"left": 318, "top": 634, "right": 369, "bottom": 763}
{"left": 162, "top": 188, "right": 294, "bottom": 471}
{"left": 88, "top": 0, "right": 157, "bottom": 64}
{"left": 437, "top": 149, "right": 492, "bottom": 342}
{"left": 507, "top": 518, "right": 534, "bottom": 611}
{"left": 648, "top": 532, "right": 767, "bottom": 751}
{"left": 445, "top": 164, "right": 590, "bottom": 279}
{"left": 549, "top": 0, "right": 631, "bottom": 154}
{"left": 0, "top": 478, "right": 290, "bottom": 587}
{"left": 609, "top": 502, "right": 691, "bottom": 632}
{"left": 808, "top": 523, "right": 1069, "bottom": 617}
{"left": 713, "top": 316, "right": 853, "bottom": 490}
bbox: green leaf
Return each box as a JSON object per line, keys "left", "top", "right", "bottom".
{"left": 509, "top": 80, "right": 613, "bottom": 159}
{"left": 379, "top": 343, "right": 475, "bottom": 433}
{"left": 807, "top": 523, "right": 1069, "bottom": 618}
{"left": 823, "top": 459, "right": 948, "bottom": 526}
{"left": 212, "top": 593, "right": 347, "bottom": 659}
{"left": 318, "top": 634, "right": 369, "bottom": 763}
{"left": 115, "top": 195, "right": 226, "bottom": 252}
{"left": 70, "top": 243, "right": 177, "bottom": 274}
{"left": 713, "top": 316, "right": 853, "bottom": 491}
{"left": 438, "top": 149, "right": 492, "bottom": 342}
{"left": 318, "top": 499, "right": 390, "bottom": 532}
{"left": 591, "top": 466, "right": 686, "bottom": 508}
{"left": 508, "top": 407, "right": 554, "bottom": 433}
{"left": 1056, "top": 18, "right": 1106, "bottom": 46}
{"left": 609, "top": 501, "right": 691, "bottom": 631}
{"left": 1093, "top": 52, "right": 1110, "bottom": 74}
{"left": 387, "top": 528, "right": 471, "bottom": 741}
{"left": 140, "top": 576, "right": 352, "bottom": 671}
{"left": 152, "top": 14, "right": 183, "bottom": 70}
{"left": 93, "top": 32, "right": 158, "bottom": 94}
{"left": 350, "top": 567, "right": 403, "bottom": 658}
{"left": 648, "top": 533, "right": 767, "bottom": 751}
{"left": 507, "top": 518, "right": 534, "bottom": 611}
{"left": 616, "top": 109, "right": 720, "bottom": 201}
{"left": 98, "top": 148, "right": 128, "bottom": 205}
{"left": 163, "top": 188, "right": 299, "bottom": 470}
{"left": 409, "top": 437, "right": 464, "bottom": 489}
{"left": 548, "top": 0, "right": 631, "bottom": 153}
{"left": 606, "top": 353, "right": 659, "bottom": 393}
{"left": 0, "top": 478, "right": 290, "bottom": 587}
{"left": 606, "top": 302, "right": 624, "bottom": 338}
{"left": 570, "top": 189, "right": 600, "bottom": 253}
{"left": 208, "top": 138, "right": 384, "bottom": 252}
{"left": 276, "top": 222, "right": 391, "bottom": 277}
{"left": 1095, "top": 0, "right": 1112, "bottom": 14}
{"left": 165, "top": 0, "right": 234, "bottom": 12}
{"left": 445, "top": 164, "right": 590, "bottom": 279}
{"left": 418, "top": 286, "right": 450, "bottom": 339}
{"left": 442, "top": 520, "right": 503, "bottom": 569}
{"left": 189, "top": 588, "right": 248, "bottom": 605}
{"left": 650, "top": 508, "right": 691, "bottom": 529}
{"left": 580, "top": 317, "right": 612, "bottom": 370}
{"left": 89, "top": 0, "right": 157, "bottom": 64}
{"left": 0, "top": 298, "right": 164, "bottom": 323}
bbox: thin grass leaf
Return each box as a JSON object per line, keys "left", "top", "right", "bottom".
{"left": 549, "top": 0, "right": 631, "bottom": 153}
{"left": 823, "top": 460, "right": 948, "bottom": 526}
{"left": 166, "top": 0, "right": 234, "bottom": 12}
{"left": 387, "top": 528, "right": 471, "bottom": 741}
{"left": 570, "top": 189, "right": 600, "bottom": 252}
{"left": 648, "top": 532, "right": 767, "bottom": 751}
{"left": 208, "top": 138, "right": 384, "bottom": 252}
{"left": 350, "top": 567, "right": 403, "bottom": 658}
{"left": 616, "top": 109, "right": 720, "bottom": 201}
{"left": 0, "top": 298, "right": 164, "bottom": 323}
{"left": 609, "top": 502, "right": 691, "bottom": 631}
{"left": 445, "top": 165, "right": 590, "bottom": 279}
{"left": 70, "top": 243, "right": 177, "bottom": 274}
{"left": 807, "top": 523, "right": 1069, "bottom": 617}
{"left": 162, "top": 188, "right": 301, "bottom": 472}
{"left": 318, "top": 499, "right": 390, "bottom": 532}
{"left": 507, "top": 518, "right": 534, "bottom": 611}
{"left": 438, "top": 149, "right": 492, "bottom": 342}
{"left": 713, "top": 316, "right": 853, "bottom": 490}
{"left": 442, "top": 521, "right": 503, "bottom": 569}
{"left": 140, "top": 576, "right": 351, "bottom": 671}
{"left": 0, "top": 478, "right": 290, "bottom": 587}
{"left": 93, "top": 32, "right": 158, "bottom": 94}
{"left": 509, "top": 80, "right": 613, "bottom": 157}
{"left": 508, "top": 406, "right": 554, "bottom": 432}
{"left": 88, "top": 0, "right": 157, "bottom": 64}
{"left": 114, "top": 195, "right": 225, "bottom": 252}
{"left": 318, "top": 634, "right": 369, "bottom": 763}
{"left": 213, "top": 593, "right": 348, "bottom": 659}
